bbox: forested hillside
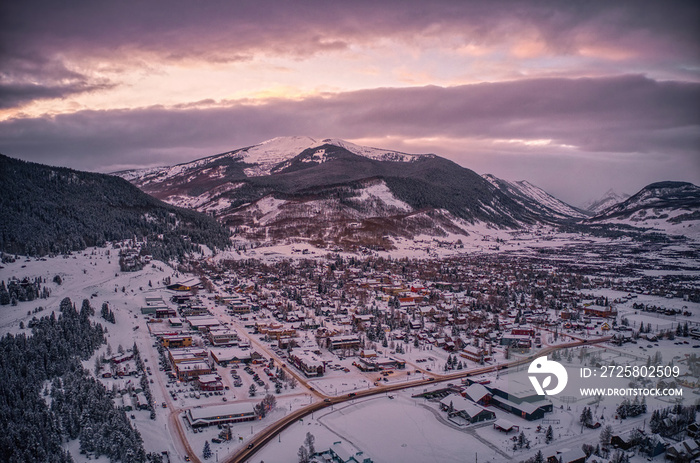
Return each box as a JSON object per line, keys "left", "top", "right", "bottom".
{"left": 0, "top": 297, "right": 151, "bottom": 462}
{"left": 0, "top": 154, "right": 230, "bottom": 259}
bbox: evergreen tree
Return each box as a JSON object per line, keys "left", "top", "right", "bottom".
{"left": 517, "top": 431, "right": 527, "bottom": 449}
{"left": 579, "top": 407, "right": 590, "bottom": 425}
{"left": 600, "top": 425, "right": 613, "bottom": 447}
{"left": 0, "top": 296, "right": 149, "bottom": 462}
{"left": 0, "top": 281, "right": 9, "bottom": 305}
{"left": 203, "top": 441, "right": 212, "bottom": 460}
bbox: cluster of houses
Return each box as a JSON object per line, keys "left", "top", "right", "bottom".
{"left": 415, "top": 377, "right": 700, "bottom": 462}
{"left": 98, "top": 351, "right": 152, "bottom": 413}
{"left": 135, "top": 293, "right": 269, "bottom": 387}
{"left": 127, "top": 254, "right": 700, "bottom": 461}
{"left": 118, "top": 245, "right": 151, "bottom": 272}
{"left": 190, "top": 255, "right": 645, "bottom": 371}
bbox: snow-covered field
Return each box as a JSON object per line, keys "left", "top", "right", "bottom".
{"left": 255, "top": 340, "right": 699, "bottom": 463}
{"left": 254, "top": 393, "right": 502, "bottom": 463}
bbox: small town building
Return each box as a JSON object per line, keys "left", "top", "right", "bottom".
{"left": 486, "top": 382, "right": 552, "bottom": 420}
{"left": 197, "top": 373, "right": 224, "bottom": 391}
{"left": 666, "top": 439, "right": 700, "bottom": 461}
{"left": 210, "top": 347, "right": 261, "bottom": 365}
{"left": 439, "top": 393, "right": 495, "bottom": 424}
{"left": 155, "top": 307, "right": 177, "bottom": 319}
{"left": 328, "top": 335, "right": 361, "bottom": 351}
{"left": 289, "top": 349, "right": 325, "bottom": 377}
{"left": 186, "top": 404, "right": 256, "bottom": 427}
{"left": 141, "top": 296, "right": 168, "bottom": 315}
{"left": 161, "top": 335, "right": 192, "bottom": 348}
{"left": 462, "top": 383, "right": 491, "bottom": 406}
{"left": 207, "top": 327, "right": 238, "bottom": 346}
{"left": 186, "top": 315, "right": 221, "bottom": 332}
{"left": 173, "top": 361, "right": 212, "bottom": 381}
{"left": 460, "top": 345, "right": 491, "bottom": 363}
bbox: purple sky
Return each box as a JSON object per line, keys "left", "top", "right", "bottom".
{"left": 1, "top": 0, "right": 698, "bottom": 206}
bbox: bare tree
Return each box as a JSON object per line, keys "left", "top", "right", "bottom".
{"left": 297, "top": 446, "right": 309, "bottom": 463}
{"left": 304, "top": 432, "right": 315, "bottom": 455}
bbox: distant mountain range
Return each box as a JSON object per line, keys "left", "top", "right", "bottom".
{"left": 2, "top": 137, "right": 695, "bottom": 258}
{"left": 584, "top": 189, "right": 630, "bottom": 214}
{"left": 116, "top": 136, "right": 700, "bottom": 248}
{"left": 0, "top": 154, "right": 230, "bottom": 258}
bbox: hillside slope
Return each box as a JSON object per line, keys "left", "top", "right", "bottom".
{"left": 0, "top": 154, "right": 230, "bottom": 258}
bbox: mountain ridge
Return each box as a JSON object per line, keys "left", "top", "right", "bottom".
{"left": 0, "top": 153, "right": 231, "bottom": 258}
{"left": 590, "top": 181, "right": 700, "bottom": 221}
{"left": 482, "top": 174, "right": 590, "bottom": 220}
{"left": 115, "top": 136, "right": 700, "bottom": 248}
{"left": 118, "top": 138, "right": 543, "bottom": 227}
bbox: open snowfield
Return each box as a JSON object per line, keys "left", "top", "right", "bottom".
{"left": 255, "top": 340, "right": 699, "bottom": 463}
{"left": 254, "top": 393, "right": 501, "bottom": 463}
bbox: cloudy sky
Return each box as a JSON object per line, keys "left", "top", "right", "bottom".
{"left": 1, "top": 0, "right": 698, "bottom": 206}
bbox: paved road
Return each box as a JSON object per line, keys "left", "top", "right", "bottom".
{"left": 139, "top": 334, "right": 201, "bottom": 463}
{"left": 227, "top": 336, "right": 612, "bottom": 462}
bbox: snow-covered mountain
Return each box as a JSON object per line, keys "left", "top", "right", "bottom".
{"left": 118, "top": 136, "right": 430, "bottom": 190}
{"left": 118, "top": 136, "right": 580, "bottom": 248}
{"left": 584, "top": 189, "right": 630, "bottom": 214}
{"left": 482, "top": 174, "right": 589, "bottom": 221}
{"left": 588, "top": 181, "right": 700, "bottom": 237}
{"left": 116, "top": 136, "right": 697, "bottom": 248}
{"left": 226, "top": 178, "right": 479, "bottom": 249}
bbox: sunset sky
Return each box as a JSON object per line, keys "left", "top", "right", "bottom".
{"left": 1, "top": 0, "right": 698, "bottom": 206}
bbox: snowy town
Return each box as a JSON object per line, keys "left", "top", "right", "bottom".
{"left": 2, "top": 1, "right": 700, "bottom": 462}
{"left": 1, "top": 234, "right": 698, "bottom": 463}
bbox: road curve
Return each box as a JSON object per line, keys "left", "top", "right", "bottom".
{"left": 226, "top": 336, "right": 611, "bottom": 462}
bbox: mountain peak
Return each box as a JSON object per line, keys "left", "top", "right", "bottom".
{"left": 257, "top": 135, "right": 318, "bottom": 150}
{"left": 584, "top": 189, "right": 630, "bottom": 214}
{"left": 118, "top": 136, "right": 437, "bottom": 185}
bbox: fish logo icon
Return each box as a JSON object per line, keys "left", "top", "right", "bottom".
{"left": 528, "top": 356, "right": 568, "bottom": 396}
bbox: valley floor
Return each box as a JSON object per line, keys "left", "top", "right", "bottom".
{"left": 0, "top": 230, "right": 698, "bottom": 463}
